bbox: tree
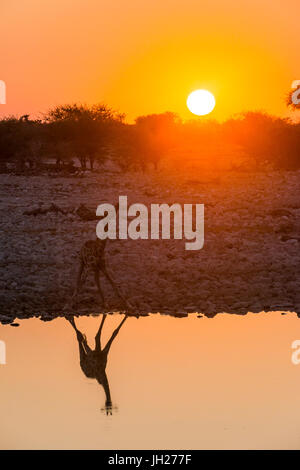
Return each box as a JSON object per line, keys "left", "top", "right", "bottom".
{"left": 0, "top": 115, "right": 43, "bottom": 171}
{"left": 44, "top": 103, "right": 124, "bottom": 170}
{"left": 134, "top": 112, "right": 179, "bottom": 170}
{"left": 113, "top": 123, "right": 147, "bottom": 172}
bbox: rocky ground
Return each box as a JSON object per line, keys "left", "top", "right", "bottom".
{"left": 0, "top": 166, "right": 299, "bottom": 324}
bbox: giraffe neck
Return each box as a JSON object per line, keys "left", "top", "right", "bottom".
{"left": 98, "top": 373, "right": 112, "bottom": 406}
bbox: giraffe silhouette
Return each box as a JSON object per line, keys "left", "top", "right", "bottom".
{"left": 66, "top": 314, "right": 127, "bottom": 414}
{"left": 70, "top": 201, "right": 131, "bottom": 310}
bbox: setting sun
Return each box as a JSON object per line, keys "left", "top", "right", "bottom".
{"left": 187, "top": 89, "right": 216, "bottom": 116}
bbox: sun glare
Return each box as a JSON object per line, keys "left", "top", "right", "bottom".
{"left": 187, "top": 89, "right": 216, "bottom": 116}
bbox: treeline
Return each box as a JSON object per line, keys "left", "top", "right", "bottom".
{"left": 0, "top": 104, "right": 299, "bottom": 173}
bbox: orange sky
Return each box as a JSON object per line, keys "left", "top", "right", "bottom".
{"left": 0, "top": 0, "right": 299, "bottom": 122}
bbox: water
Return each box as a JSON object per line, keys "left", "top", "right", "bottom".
{"left": 1, "top": 312, "right": 300, "bottom": 449}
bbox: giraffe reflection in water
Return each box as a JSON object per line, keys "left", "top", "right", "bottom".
{"left": 66, "top": 314, "right": 127, "bottom": 415}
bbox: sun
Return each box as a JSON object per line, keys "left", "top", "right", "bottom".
{"left": 187, "top": 89, "right": 216, "bottom": 116}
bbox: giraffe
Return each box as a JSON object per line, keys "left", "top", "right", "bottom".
{"left": 66, "top": 314, "right": 127, "bottom": 414}
{"left": 71, "top": 202, "right": 130, "bottom": 309}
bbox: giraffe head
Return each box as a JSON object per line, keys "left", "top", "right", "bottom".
{"left": 103, "top": 399, "right": 113, "bottom": 415}
{"left": 101, "top": 399, "right": 119, "bottom": 416}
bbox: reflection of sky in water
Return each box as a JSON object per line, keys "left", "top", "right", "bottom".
{"left": 1, "top": 312, "right": 300, "bottom": 449}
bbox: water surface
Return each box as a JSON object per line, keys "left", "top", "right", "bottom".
{"left": 1, "top": 312, "right": 300, "bottom": 449}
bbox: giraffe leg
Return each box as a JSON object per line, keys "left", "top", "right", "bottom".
{"left": 103, "top": 315, "right": 127, "bottom": 355}
{"left": 63, "top": 260, "right": 84, "bottom": 311}
{"left": 101, "top": 266, "right": 131, "bottom": 309}
{"left": 66, "top": 315, "right": 85, "bottom": 342}
{"left": 94, "top": 269, "right": 107, "bottom": 307}
{"left": 71, "top": 260, "right": 84, "bottom": 304}
{"left": 95, "top": 314, "right": 107, "bottom": 350}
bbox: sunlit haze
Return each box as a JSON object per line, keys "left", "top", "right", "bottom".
{"left": 1, "top": 0, "right": 299, "bottom": 121}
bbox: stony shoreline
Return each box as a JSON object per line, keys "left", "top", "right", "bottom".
{"left": 0, "top": 167, "right": 299, "bottom": 324}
